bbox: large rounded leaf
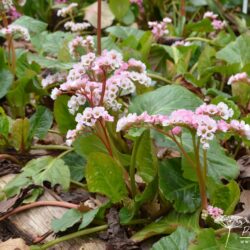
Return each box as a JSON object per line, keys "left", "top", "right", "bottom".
{"left": 159, "top": 159, "right": 201, "bottom": 213}
{"left": 129, "top": 85, "right": 202, "bottom": 115}
{"left": 86, "top": 152, "right": 128, "bottom": 203}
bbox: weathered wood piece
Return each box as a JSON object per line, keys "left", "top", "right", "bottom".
{"left": 0, "top": 174, "right": 106, "bottom": 250}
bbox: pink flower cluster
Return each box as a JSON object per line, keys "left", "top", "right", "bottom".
{"left": 206, "top": 205, "right": 224, "bottom": 220}
{"left": 116, "top": 102, "right": 250, "bottom": 149}
{"left": 66, "top": 107, "right": 114, "bottom": 146}
{"left": 0, "top": 24, "right": 30, "bottom": 41}
{"left": 51, "top": 50, "right": 152, "bottom": 111}
{"left": 227, "top": 72, "right": 250, "bottom": 85}
{"left": 47, "top": 49, "right": 153, "bottom": 145}
{"left": 148, "top": 17, "right": 172, "bottom": 41}
{"left": 7, "top": 6, "right": 21, "bottom": 21}
{"left": 55, "top": 0, "right": 67, "bottom": 3}
{"left": 203, "top": 11, "right": 226, "bottom": 31}
{"left": 68, "top": 36, "right": 94, "bottom": 58}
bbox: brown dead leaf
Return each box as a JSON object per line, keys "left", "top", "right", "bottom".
{"left": 236, "top": 189, "right": 250, "bottom": 218}
{"left": 0, "top": 159, "right": 20, "bottom": 177}
{"left": 100, "top": 208, "right": 138, "bottom": 250}
{"left": 0, "top": 185, "right": 39, "bottom": 216}
{"left": 0, "top": 238, "right": 30, "bottom": 250}
{"left": 238, "top": 155, "right": 250, "bottom": 178}
{"left": 84, "top": 1, "right": 114, "bottom": 28}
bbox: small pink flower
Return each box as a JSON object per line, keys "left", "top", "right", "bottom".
{"left": 171, "top": 126, "right": 182, "bottom": 135}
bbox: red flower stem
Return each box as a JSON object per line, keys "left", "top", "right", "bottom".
{"left": 97, "top": 0, "right": 102, "bottom": 55}
{"left": 0, "top": 201, "right": 79, "bottom": 222}
{"left": 180, "top": 0, "right": 186, "bottom": 17}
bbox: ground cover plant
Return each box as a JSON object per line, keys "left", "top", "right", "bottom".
{"left": 0, "top": 0, "right": 250, "bottom": 249}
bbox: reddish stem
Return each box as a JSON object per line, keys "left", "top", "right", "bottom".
{"left": 97, "top": 0, "right": 102, "bottom": 55}
{"left": 0, "top": 201, "right": 79, "bottom": 222}
{"left": 180, "top": 0, "right": 186, "bottom": 17}
{"left": 99, "top": 69, "right": 107, "bottom": 106}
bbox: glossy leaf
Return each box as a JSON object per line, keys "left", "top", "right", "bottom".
{"left": 73, "top": 134, "right": 108, "bottom": 158}
{"left": 152, "top": 227, "right": 196, "bottom": 250}
{"left": 159, "top": 159, "right": 200, "bottom": 213}
{"left": 29, "top": 106, "right": 53, "bottom": 139}
{"left": 134, "top": 130, "right": 157, "bottom": 183}
{"left": 131, "top": 210, "right": 200, "bottom": 242}
{"left": 208, "top": 180, "right": 240, "bottom": 215}
{"left": 216, "top": 34, "right": 250, "bottom": 68}
{"left": 109, "top": 0, "right": 130, "bottom": 21}
{"left": 129, "top": 85, "right": 202, "bottom": 115}
{"left": 54, "top": 95, "right": 76, "bottom": 134}
{"left": 10, "top": 118, "right": 30, "bottom": 151}
{"left": 62, "top": 152, "right": 86, "bottom": 181}
{"left": 0, "top": 69, "right": 14, "bottom": 99}
{"left": 86, "top": 153, "right": 128, "bottom": 203}
{"left": 51, "top": 209, "right": 82, "bottom": 233}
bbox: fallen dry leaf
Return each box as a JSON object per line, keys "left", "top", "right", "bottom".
{"left": 238, "top": 155, "right": 250, "bottom": 179}
{"left": 0, "top": 185, "right": 39, "bottom": 216}
{"left": 84, "top": 1, "right": 114, "bottom": 28}
{"left": 0, "top": 238, "right": 30, "bottom": 250}
{"left": 236, "top": 189, "right": 250, "bottom": 218}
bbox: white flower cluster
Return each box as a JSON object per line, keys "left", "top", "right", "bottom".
{"left": 227, "top": 72, "right": 250, "bottom": 85}
{"left": 64, "top": 21, "right": 91, "bottom": 33}
{"left": 1, "top": 0, "right": 13, "bottom": 10}
{"left": 66, "top": 107, "right": 114, "bottom": 145}
{"left": 41, "top": 72, "right": 67, "bottom": 88}
{"left": 68, "top": 36, "right": 94, "bottom": 58}
{"left": 57, "top": 3, "right": 78, "bottom": 17}
{"left": 0, "top": 24, "right": 30, "bottom": 41}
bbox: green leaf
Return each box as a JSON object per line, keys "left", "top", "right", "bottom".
{"left": 134, "top": 130, "right": 157, "bottom": 183}
{"left": 216, "top": 34, "right": 250, "bottom": 68}
{"left": 152, "top": 227, "right": 196, "bottom": 250}
{"left": 129, "top": 85, "right": 202, "bottom": 115}
{"left": 54, "top": 95, "right": 76, "bottom": 134}
{"left": 232, "top": 82, "right": 250, "bottom": 107}
{"left": 109, "top": 0, "right": 130, "bottom": 21}
{"left": 31, "top": 31, "right": 74, "bottom": 57}
{"left": 79, "top": 208, "right": 100, "bottom": 229}
{"left": 7, "top": 74, "right": 35, "bottom": 117}
{"left": 86, "top": 152, "right": 128, "bottom": 203}
{"left": 51, "top": 209, "right": 82, "bottom": 233}
{"left": 0, "top": 113, "right": 9, "bottom": 143}
{"left": 73, "top": 134, "right": 108, "bottom": 159}
{"left": 186, "top": 19, "right": 213, "bottom": 33}
{"left": 182, "top": 134, "right": 239, "bottom": 183}
{"left": 0, "top": 69, "right": 14, "bottom": 99}
{"left": 188, "top": 228, "right": 218, "bottom": 250}
{"left": 131, "top": 210, "right": 200, "bottom": 242}
{"left": 7, "top": 156, "right": 71, "bottom": 191}
{"left": 10, "top": 118, "right": 30, "bottom": 151}
{"left": 106, "top": 26, "right": 145, "bottom": 40}
{"left": 13, "top": 16, "right": 47, "bottom": 36}
{"left": 29, "top": 106, "right": 53, "bottom": 139}
{"left": 62, "top": 152, "right": 86, "bottom": 182}
{"left": 148, "top": 45, "right": 169, "bottom": 76}
{"left": 27, "top": 53, "right": 73, "bottom": 70}
{"left": 31, "top": 157, "right": 70, "bottom": 190}
{"left": 208, "top": 180, "right": 240, "bottom": 215}
{"left": 159, "top": 159, "right": 201, "bottom": 213}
